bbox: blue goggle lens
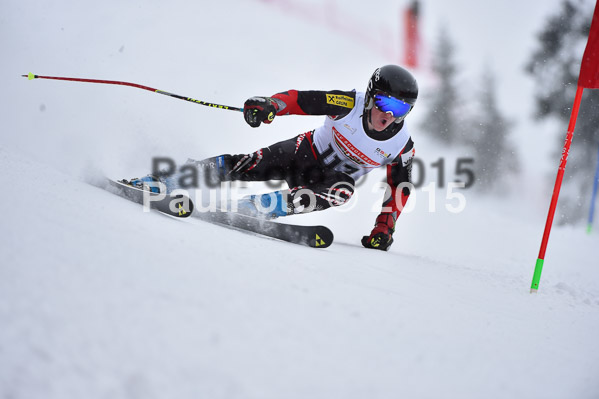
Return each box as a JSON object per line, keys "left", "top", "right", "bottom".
{"left": 373, "top": 94, "right": 411, "bottom": 118}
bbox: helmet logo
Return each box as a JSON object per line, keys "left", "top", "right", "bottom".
{"left": 374, "top": 68, "right": 381, "bottom": 82}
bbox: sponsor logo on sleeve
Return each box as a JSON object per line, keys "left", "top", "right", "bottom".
{"left": 401, "top": 148, "right": 416, "bottom": 166}
{"left": 326, "top": 94, "right": 355, "bottom": 109}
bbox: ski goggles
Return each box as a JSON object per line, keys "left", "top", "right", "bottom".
{"left": 373, "top": 93, "right": 412, "bottom": 118}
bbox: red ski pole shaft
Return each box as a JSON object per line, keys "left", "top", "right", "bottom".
{"left": 22, "top": 72, "right": 243, "bottom": 112}
{"left": 531, "top": 85, "right": 584, "bottom": 293}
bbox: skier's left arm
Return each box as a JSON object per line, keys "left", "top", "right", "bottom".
{"left": 362, "top": 139, "right": 415, "bottom": 251}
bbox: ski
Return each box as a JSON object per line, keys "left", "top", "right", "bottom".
{"left": 105, "top": 179, "right": 194, "bottom": 218}
{"left": 105, "top": 179, "right": 333, "bottom": 248}
{"left": 191, "top": 209, "right": 333, "bottom": 249}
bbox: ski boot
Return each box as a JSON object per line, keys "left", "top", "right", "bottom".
{"left": 235, "top": 191, "right": 289, "bottom": 220}
{"left": 119, "top": 175, "right": 164, "bottom": 194}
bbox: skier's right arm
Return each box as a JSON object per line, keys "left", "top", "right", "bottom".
{"left": 243, "top": 90, "right": 356, "bottom": 127}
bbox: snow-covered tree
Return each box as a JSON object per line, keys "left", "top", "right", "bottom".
{"left": 467, "top": 67, "right": 518, "bottom": 193}
{"left": 526, "top": 0, "right": 599, "bottom": 223}
{"left": 420, "top": 26, "right": 466, "bottom": 145}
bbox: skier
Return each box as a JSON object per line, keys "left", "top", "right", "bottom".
{"left": 124, "top": 64, "right": 418, "bottom": 251}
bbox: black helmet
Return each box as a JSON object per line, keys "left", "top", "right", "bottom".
{"left": 365, "top": 65, "right": 418, "bottom": 122}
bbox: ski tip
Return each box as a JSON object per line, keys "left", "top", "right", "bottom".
{"left": 22, "top": 73, "right": 36, "bottom": 80}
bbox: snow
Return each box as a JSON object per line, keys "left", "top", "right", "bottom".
{"left": 2, "top": 0, "right": 599, "bottom": 398}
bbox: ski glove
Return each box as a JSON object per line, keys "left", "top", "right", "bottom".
{"left": 361, "top": 212, "right": 396, "bottom": 251}
{"left": 243, "top": 96, "right": 280, "bottom": 128}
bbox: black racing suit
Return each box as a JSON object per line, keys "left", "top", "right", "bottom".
{"left": 190, "top": 90, "right": 414, "bottom": 219}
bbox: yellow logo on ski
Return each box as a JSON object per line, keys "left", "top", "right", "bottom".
{"left": 315, "top": 234, "right": 326, "bottom": 247}
{"left": 177, "top": 203, "right": 186, "bottom": 216}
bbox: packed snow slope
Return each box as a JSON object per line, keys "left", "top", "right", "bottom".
{"left": 2, "top": 0, "right": 599, "bottom": 398}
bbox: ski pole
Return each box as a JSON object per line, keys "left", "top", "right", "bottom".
{"left": 22, "top": 72, "right": 243, "bottom": 112}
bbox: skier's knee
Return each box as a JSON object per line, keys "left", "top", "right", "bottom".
{"left": 289, "top": 182, "right": 354, "bottom": 214}
{"left": 325, "top": 182, "right": 354, "bottom": 207}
